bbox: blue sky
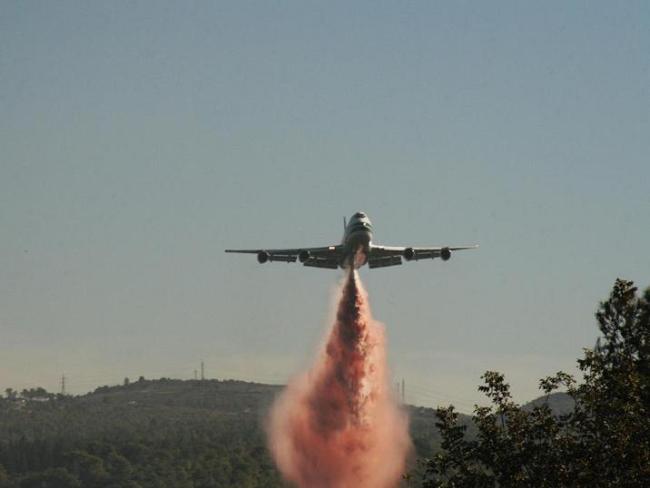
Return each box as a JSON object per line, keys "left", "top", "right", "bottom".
{"left": 1, "top": 1, "right": 648, "bottom": 409}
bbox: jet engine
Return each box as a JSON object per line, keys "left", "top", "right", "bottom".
{"left": 403, "top": 247, "right": 415, "bottom": 261}
{"left": 441, "top": 247, "right": 451, "bottom": 261}
{"left": 257, "top": 251, "right": 270, "bottom": 264}
{"left": 298, "top": 250, "right": 310, "bottom": 263}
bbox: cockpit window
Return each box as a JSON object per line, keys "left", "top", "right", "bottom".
{"left": 354, "top": 212, "right": 366, "bottom": 218}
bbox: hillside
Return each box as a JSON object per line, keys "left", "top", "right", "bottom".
{"left": 83, "top": 377, "right": 464, "bottom": 455}
{"left": 1, "top": 378, "right": 574, "bottom": 486}
{"left": 0, "top": 378, "right": 468, "bottom": 487}
{"left": 522, "top": 391, "right": 575, "bottom": 416}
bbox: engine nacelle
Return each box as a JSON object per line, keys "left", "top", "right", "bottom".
{"left": 440, "top": 247, "right": 451, "bottom": 261}
{"left": 257, "top": 251, "right": 270, "bottom": 264}
{"left": 298, "top": 250, "right": 310, "bottom": 263}
{"left": 403, "top": 247, "right": 415, "bottom": 261}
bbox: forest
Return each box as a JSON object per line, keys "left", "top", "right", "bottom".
{"left": 0, "top": 374, "right": 461, "bottom": 486}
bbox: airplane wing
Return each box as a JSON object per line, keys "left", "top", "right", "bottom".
{"left": 369, "top": 244, "right": 478, "bottom": 264}
{"left": 225, "top": 245, "right": 343, "bottom": 269}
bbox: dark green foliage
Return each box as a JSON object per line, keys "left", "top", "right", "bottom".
{"left": 17, "top": 467, "right": 80, "bottom": 488}
{"left": 0, "top": 380, "right": 286, "bottom": 487}
{"left": 422, "top": 279, "right": 650, "bottom": 487}
{"left": 0, "top": 378, "right": 445, "bottom": 486}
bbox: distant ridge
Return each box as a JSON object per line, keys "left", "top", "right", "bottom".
{"left": 522, "top": 391, "right": 575, "bottom": 416}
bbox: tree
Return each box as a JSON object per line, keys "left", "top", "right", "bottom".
{"left": 0, "top": 464, "right": 9, "bottom": 486}
{"left": 20, "top": 388, "right": 49, "bottom": 400}
{"left": 423, "top": 279, "right": 650, "bottom": 487}
{"left": 68, "top": 450, "right": 108, "bottom": 486}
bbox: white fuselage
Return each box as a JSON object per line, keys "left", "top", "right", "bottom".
{"left": 342, "top": 212, "right": 373, "bottom": 268}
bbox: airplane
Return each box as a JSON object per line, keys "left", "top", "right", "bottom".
{"left": 225, "top": 212, "right": 477, "bottom": 270}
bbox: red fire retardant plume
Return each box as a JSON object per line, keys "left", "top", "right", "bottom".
{"left": 267, "top": 270, "right": 412, "bottom": 488}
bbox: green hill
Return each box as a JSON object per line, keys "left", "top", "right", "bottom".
{"left": 0, "top": 378, "right": 469, "bottom": 487}
{"left": 522, "top": 391, "right": 575, "bottom": 416}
